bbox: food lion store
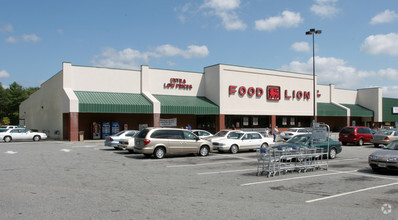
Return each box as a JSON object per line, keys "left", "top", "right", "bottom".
{"left": 20, "top": 62, "right": 396, "bottom": 141}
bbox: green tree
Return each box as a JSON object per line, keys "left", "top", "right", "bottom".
{"left": 1, "top": 117, "right": 10, "bottom": 126}
{"left": 0, "top": 82, "right": 5, "bottom": 121}
{"left": 0, "top": 82, "right": 39, "bottom": 125}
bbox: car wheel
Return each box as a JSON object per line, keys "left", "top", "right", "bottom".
{"left": 33, "top": 135, "right": 41, "bottom": 142}
{"left": 261, "top": 143, "right": 268, "bottom": 148}
{"left": 342, "top": 142, "right": 347, "bottom": 146}
{"left": 4, "top": 136, "right": 12, "bottom": 142}
{"left": 357, "top": 139, "right": 364, "bottom": 146}
{"left": 154, "top": 147, "right": 166, "bottom": 159}
{"left": 199, "top": 146, "right": 209, "bottom": 156}
{"left": 329, "top": 148, "right": 337, "bottom": 159}
{"left": 373, "top": 144, "right": 379, "bottom": 148}
{"left": 230, "top": 145, "right": 239, "bottom": 154}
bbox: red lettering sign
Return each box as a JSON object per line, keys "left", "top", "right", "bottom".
{"left": 267, "top": 86, "right": 280, "bottom": 101}
{"left": 239, "top": 86, "right": 246, "bottom": 96}
{"left": 229, "top": 85, "right": 237, "bottom": 95}
{"left": 248, "top": 87, "right": 255, "bottom": 96}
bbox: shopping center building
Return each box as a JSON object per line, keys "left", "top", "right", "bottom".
{"left": 20, "top": 62, "right": 398, "bottom": 141}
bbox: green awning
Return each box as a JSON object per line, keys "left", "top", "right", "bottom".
{"left": 154, "top": 95, "right": 219, "bottom": 115}
{"left": 74, "top": 91, "right": 152, "bottom": 113}
{"left": 383, "top": 97, "right": 398, "bottom": 122}
{"left": 317, "top": 103, "right": 347, "bottom": 116}
{"left": 342, "top": 104, "right": 373, "bottom": 117}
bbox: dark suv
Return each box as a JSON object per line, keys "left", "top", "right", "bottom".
{"left": 134, "top": 128, "right": 212, "bottom": 159}
{"left": 339, "top": 126, "right": 374, "bottom": 146}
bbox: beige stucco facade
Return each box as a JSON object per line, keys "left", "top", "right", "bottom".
{"left": 20, "top": 62, "right": 384, "bottom": 140}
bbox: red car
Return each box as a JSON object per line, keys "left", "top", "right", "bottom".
{"left": 339, "top": 126, "right": 374, "bottom": 146}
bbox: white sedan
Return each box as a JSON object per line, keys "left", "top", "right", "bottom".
{"left": 279, "top": 128, "right": 311, "bottom": 140}
{"left": 212, "top": 131, "right": 274, "bottom": 153}
{"left": 0, "top": 128, "right": 47, "bottom": 142}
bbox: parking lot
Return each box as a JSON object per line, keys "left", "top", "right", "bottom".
{"left": 1, "top": 140, "right": 397, "bottom": 220}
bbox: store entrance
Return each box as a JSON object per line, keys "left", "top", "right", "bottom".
{"left": 196, "top": 115, "right": 217, "bottom": 134}
{"left": 225, "top": 115, "right": 270, "bottom": 130}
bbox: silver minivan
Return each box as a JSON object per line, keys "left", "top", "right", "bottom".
{"left": 134, "top": 128, "right": 212, "bottom": 159}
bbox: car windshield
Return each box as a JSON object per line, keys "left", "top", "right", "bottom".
{"left": 214, "top": 130, "right": 229, "bottom": 137}
{"left": 114, "top": 131, "right": 126, "bottom": 136}
{"left": 376, "top": 130, "right": 394, "bottom": 135}
{"left": 0, "top": 128, "right": 8, "bottom": 132}
{"left": 384, "top": 141, "right": 398, "bottom": 150}
{"left": 286, "top": 135, "right": 310, "bottom": 144}
{"left": 227, "top": 132, "right": 244, "bottom": 139}
{"left": 341, "top": 127, "right": 355, "bottom": 133}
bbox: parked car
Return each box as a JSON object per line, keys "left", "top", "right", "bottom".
{"left": 0, "top": 125, "right": 18, "bottom": 129}
{"left": 339, "top": 126, "right": 374, "bottom": 146}
{"left": 133, "top": 128, "right": 212, "bottom": 159}
{"left": 104, "top": 130, "right": 138, "bottom": 149}
{"left": 279, "top": 128, "right": 311, "bottom": 140}
{"left": 191, "top": 129, "right": 213, "bottom": 139}
{"left": 203, "top": 129, "right": 235, "bottom": 141}
{"left": 368, "top": 140, "right": 398, "bottom": 172}
{"left": 272, "top": 134, "right": 342, "bottom": 159}
{"left": 0, "top": 128, "right": 9, "bottom": 133}
{"left": 370, "top": 129, "right": 398, "bottom": 148}
{"left": 0, "top": 128, "right": 47, "bottom": 142}
{"left": 212, "top": 131, "right": 274, "bottom": 153}
{"left": 116, "top": 130, "right": 139, "bottom": 152}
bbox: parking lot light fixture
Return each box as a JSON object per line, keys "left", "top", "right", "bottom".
{"left": 306, "top": 28, "right": 322, "bottom": 123}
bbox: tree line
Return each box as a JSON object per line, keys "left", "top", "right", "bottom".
{"left": 0, "top": 82, "right": 39, "bottom": 126}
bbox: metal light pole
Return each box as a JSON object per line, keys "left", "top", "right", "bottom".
{"left": 306, "top": 28, "right": 321, "bottom": 124}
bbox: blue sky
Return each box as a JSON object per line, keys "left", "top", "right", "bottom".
{"left": 1, "top": 0, "right": 398, "bottom": 97}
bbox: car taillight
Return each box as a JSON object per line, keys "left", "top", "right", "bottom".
{"left": 385, "top": 137, "right": 390, "bottom": 140}
{"left": 110, "top": 138, "right": 114, "bottom": 141}
{"left": 144, "top": 139, "right": 150, "bottom": 145}
{"left": 289, "top": 133, "right": 293, "bottom": 135}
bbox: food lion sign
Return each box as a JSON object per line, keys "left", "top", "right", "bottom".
{"left": 228, "top": 85, "right": 312, "bottom": 101}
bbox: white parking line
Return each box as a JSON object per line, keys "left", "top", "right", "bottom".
{"left": 306, "top": 181, "right": 398, "bottom": 203}
{"left": 240, "top": 170, "right": 357, "bottom": 186}
{"left": 198, "top": 169, "right": 256, "bottom": 175}
{"left": 4, "top": 151, "right": 18, "bottom": 154}
{"left": 346, "top": 171, "right": 398, "bottom": 181}
{"left": 166, "top": 160, "right": 252, "bottom": 168}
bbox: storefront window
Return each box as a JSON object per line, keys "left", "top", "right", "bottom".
{"left": 276, "top": 116, "right": 311, "bottom": 128}
{"left": 253, "top": 117, "right": 258, "bottom": 126}
{"left": 243, "top": 117, "right": 249, "bottom": 126}
{"left": 290, "top": 117, "right": 295, "bottom": 126}
{"left": 282, "top": 117, "right": 287, "bottom": 126}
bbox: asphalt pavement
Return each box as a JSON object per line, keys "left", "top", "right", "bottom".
{"left": 0, "top": 140, "right": 397, "bottom": 220}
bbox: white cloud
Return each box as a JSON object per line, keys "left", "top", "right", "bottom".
{"left": 22, "top": 34, "right": 41, "bottom": 43}
{"left": 254, "top": 10, "right": 303, "bottom": 31}
{"left": 0, "top": 24, "right": 13, "bottom": 33}
{"left": 281, "top": 56, "right": 375, "bottom": 89}
{"left": 200, "top": 0, "right": 246, "bottom": 31}
{"left": 310, "top": 0, "right": 340, "bottom": 18}
{"left": 0, "top": 70, "right": 10, "bottom": 79}
{"left": 291, "top": 41, "right": 310, "bottom": 52}
{"left": 382, "top": 86, "right": 398, "bottom": 98}
{"left": 361, "top": 33, "right": 398, "bottom": 56}
{"left": 378, "top": 68, "right": 398, "bottom": 80}
{"left": 155, "top": 44, "right": 209, "bottom": 58}
{"left": 5, "top": 36, "right": 17, "bottom": 43}
{"left": 370, "top": 10, "right": 398, "bottom": 25}
{"left": 92, "top": 44, "right": 209, "bottom": 69}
